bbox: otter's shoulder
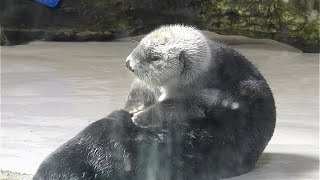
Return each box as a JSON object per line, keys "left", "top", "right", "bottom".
{"left": 203, "top": 40, "right": 266, "bottom": 87}
{"left": 206, "top": 40, "right": 247, "bottom": 63}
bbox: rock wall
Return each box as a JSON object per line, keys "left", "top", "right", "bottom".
{"left": 1, "top": 0, "right": 319, "bottom": 52}
{"left": 199, "top": 0, "right": 319, "bottom": 52}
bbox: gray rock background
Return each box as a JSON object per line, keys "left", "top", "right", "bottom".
{"left": 0, "top": 0, "right": 319, "bottom": 52}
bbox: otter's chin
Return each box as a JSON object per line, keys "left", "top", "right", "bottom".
{"left": 135, "top": 74, "right": 165, "bottom": 87}
{"left": 140, "top": 78, "right": 163, "bottom": 86}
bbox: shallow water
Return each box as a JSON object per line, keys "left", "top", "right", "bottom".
{"left": 0, "top": 41, "right": 319, "bottom": 179}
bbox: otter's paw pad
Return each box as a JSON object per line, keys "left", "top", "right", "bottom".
{"left": 221, "top": 99, "right": 240, "bottom": 110}
{"left": 131, "top": 111, "right": 150, "bottom": 128}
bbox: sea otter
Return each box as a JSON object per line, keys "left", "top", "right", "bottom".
{"left": 33, "top": 25, "right": 276, "bottom": 180}
{"left": 124, "top": 25, "right": 275, "bottom": 128}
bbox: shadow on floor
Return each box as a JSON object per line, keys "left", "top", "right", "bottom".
{"left": 229, "top": 152, "right": 319, "bottom": 179}
{"left": 259, "top": 153, "right": 318, "bottom": 170}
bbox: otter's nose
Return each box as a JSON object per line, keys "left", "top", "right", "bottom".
{"left": 126, "top": 60, "right": 134, "bottom": 72}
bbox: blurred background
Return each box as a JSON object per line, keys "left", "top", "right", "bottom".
{"left": 0, "top": 0, "right": 319, "bottom": 180}
{"left": 1, "top": 0, "right": 319, "bottom": 52}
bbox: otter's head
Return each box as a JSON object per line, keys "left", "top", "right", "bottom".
{"left": 126, "top": 25, "right": 211, "bottom": 86}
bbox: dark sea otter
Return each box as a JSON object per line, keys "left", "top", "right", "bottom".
{"left": 34, "top": 25, "right": 276, "bottom": 180}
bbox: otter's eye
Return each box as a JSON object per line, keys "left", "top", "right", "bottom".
{"left": 150, "top": 56, "right": 160, "bottom": 61}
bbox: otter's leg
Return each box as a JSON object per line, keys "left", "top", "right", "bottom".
{"left": 124, "top": 79, "right": 156, "bottom": 114}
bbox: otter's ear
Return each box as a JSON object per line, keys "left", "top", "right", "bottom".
{"left": 179, "top": 50, "right": 187, "bottom": 62}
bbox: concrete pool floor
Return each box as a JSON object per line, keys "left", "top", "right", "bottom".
{"left": 1, "top": 41, "right": 319, "bottom": 179}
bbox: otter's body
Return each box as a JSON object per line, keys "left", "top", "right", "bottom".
{"left": 123, "top": 25, "right": 276, "bottom": 177}
{"left": 124, "top": 25, "right": 275, "bottom": 130}
{"left": 34, "top": 25, "right": 276, "bottom": 180}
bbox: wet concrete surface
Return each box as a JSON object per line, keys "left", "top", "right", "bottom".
{"left": 1, "top": 41, "right": 319, "bottom": 179}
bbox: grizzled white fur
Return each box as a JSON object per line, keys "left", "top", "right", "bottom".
{"left": 126, "top": 25, "right": 211, "bottom": 87}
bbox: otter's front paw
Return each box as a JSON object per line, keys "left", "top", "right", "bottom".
{"left": 127, "top": 104, "right": 144, "bottom": 114}
{"left": 132, "top": 111, "right": 151, "bottom": 128}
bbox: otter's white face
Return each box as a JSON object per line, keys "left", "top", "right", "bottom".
{"left": 126, "top": 37, "right": 184, "bottom": 86}
{"left": 126, "top": 25, "right": 211, "bottom": 87}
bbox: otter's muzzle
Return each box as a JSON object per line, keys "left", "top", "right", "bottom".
{"left": 126, "top": 60, "right": 134, "bottom": 72}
